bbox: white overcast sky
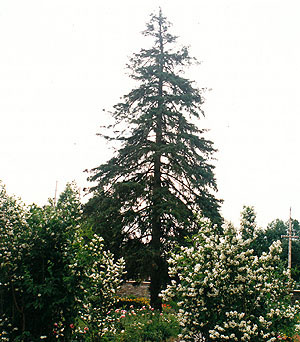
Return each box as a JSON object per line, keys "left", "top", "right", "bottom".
{"left": 1, "top": 0, "right": 299, "bottom": 228}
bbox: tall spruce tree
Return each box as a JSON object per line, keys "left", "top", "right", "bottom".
{"left": 86, "top": 10, "right": 222, "bottom": 309}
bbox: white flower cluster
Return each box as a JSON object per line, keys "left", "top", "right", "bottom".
{"left": 73, "top": 233, "right": 125, "bottom": 336}
{"left": 161, "top": 219, "right": 300, "bottom": 341}
{"left": 0, "top": 316, "right": 12, "bottom": 342}
{"left": 0, "top": 182, "right": 28, "bottom": 271}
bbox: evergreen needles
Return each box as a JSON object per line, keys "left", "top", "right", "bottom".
{"left": 86, "top": 9, "right": 222, "bottom": 309}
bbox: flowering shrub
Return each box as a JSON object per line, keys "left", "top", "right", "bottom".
{"left": 161, "top": 218, "right": 300, "bottom": 342}
{"left": 0, "top": 182, "right": 83, "bottom": 341}
{"left": 72, "top": 234, "right": 125, "bottom": 340}
{"left": 0, "top": 181, "right": 125, "bottom": 342}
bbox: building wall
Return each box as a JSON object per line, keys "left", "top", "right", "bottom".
{"left": 118, "top": 280, "right": 150, "bottom": 298}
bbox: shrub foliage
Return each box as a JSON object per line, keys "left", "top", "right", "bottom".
{"left": 0, "top": 182, "right": 124, "bottom": 341}
{"left": 161, "top": 218, "right": 300, "bottom": 342}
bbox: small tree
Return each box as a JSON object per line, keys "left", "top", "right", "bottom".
{"left": 161, "top": 218, "right": 300, "bottom": 342}
{"left": 240, "top": 205, "right": 257, "bottom": 240}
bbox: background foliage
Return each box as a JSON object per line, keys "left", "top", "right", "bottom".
{"left": 239, "top": 205, "right": 300, "bottom": 284}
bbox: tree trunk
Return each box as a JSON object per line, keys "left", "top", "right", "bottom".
{"left": 150, "top": 222, "right": 163, "bottom": 310}
{"left": 150, "top": 112, "right": 163, "bottom": 309}
{"left": 150, "top": 16, "right": 164, "bottom": 311}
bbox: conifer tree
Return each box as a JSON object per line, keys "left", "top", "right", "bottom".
{"left": 240, "top": 205, "right": 257, "bottom": 240}
{"left": 86, "top": 9, "right": 222, "bottom": 309}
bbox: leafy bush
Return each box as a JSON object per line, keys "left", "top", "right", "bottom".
{"left": 0, "top": 181, "right": 125, "bottom": 341}
{"left": 161, "top": 218, "right": 300, "bottom": 342}
{"left": 0, "top": 181, "right": 81, "bottom": 341}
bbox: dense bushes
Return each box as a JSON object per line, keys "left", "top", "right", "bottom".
{"left": 161, "top": 218, "right": 300, "bottom": 341}
{"left": 2, "top": 180, "right": 300, "bottom": 341}
{"left": 0, "top": 182, "right": 124, "bottom": 341}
